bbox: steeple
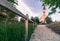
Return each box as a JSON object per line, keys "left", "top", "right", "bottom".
{"left": 43, "top": 6, "right": 46, "bottom": 10}
{"left": 39, "top": 5, "right": 47, "bottom": 23}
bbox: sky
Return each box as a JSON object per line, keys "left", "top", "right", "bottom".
{"left": 15, "top": 0, "right": 60, "bottom": 22}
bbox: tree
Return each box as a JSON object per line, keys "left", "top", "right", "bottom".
{"left": 31, "top": 17, "right": 39, "bottom": 24}
{"left": 7, "top": 0, "right": 14, "bottom": 3}
{"left": 31, "top": 17, "right": 35, "bottom": 21}
{"left": 7, "top": 0, "right": 18, "bottom": 4}
{"left": 41, "top": 0, "right": 60, "bottom": 15}
{"left": 46, "top": 16, "right": 52, "bottom": 23}
{"left": 34, "top": 17, "right": 40, "bottom": 24}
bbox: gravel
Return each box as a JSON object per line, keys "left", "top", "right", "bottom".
{"left": 29, "top": 25, "right": 60, "bottom": 41}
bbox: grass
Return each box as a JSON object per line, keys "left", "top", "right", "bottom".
{"left": 47, "top": 22, "right": 60, "bottom": 35}
{"left": 0, "top": 22, "right": 36, "bottom": 41}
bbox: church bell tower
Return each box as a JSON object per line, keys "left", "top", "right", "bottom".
{"left": 39, "top": 6, "right": 47, "bottom": 23}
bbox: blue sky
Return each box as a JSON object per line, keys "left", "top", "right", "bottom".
{"left": 23, "top": 0, "right": 42, "bottom": 13}
{"left": 16, "top": 0, "right": 60, "bottom": 22}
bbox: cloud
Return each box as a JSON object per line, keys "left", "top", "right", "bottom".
{"left": 15, "top": 0, "right": 39, "bottom": 18}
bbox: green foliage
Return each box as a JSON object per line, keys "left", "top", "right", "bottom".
{"left": 34, "top": 17, "right": 39, "bottom": 24}
{"left": 7, "top": 0, "right": 18, "bottom": 4}
{"left": 7, "top": 0, "right": 14, "bottom": 3}
{"left": 31, "top": 17, "right": 39, "bottom": 24}
{"left": 0, "top": 7, "right": 7, "bottom": 22}
{"left": 46, "top": 16, "right": 52, "bottom": 23}
{"left": 0, "top": 22, "right": 25, "bottom": 41}
{"left": 0, "top": 22, "right": 36, "bottom": 41}
{"left": 41, "top": 0, "right": 60, "bottom": 15}
{"left": 5, "top": 10, "right": 16, "bottom": 18}
{"left": 0, "top": 14, "right": 7, "bottom": 22}
{"left": 0, "top": 6, "right": 16, "bottom": 22}
{"left": 1, "top": 7, "right": 16, "bottom": 18}
{"left": 31, "top": 17, "right": 34, "bottom": 21}
{"left": 20, "top": 18, "right": 25, "bottom": 23}
{"left": 28, "top": 23, "right": 36, "bottom": 41}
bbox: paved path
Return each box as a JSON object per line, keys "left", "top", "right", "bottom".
{"left": 29, "top": 25, "right": 60, "bottom": 41}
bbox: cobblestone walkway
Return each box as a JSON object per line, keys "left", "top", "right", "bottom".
{"left": 29, "top": 25, "right": 60, "bottom": 41}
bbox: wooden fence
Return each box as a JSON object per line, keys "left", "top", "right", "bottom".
{"left": 0, "top": 0, "right": 35, "bottom": 41}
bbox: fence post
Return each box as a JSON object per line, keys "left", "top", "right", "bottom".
{"left": 25, "top": 14, "right": 28, "bottom": 41}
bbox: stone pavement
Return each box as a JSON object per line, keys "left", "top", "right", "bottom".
{"left": 29, "top": 25, "right": 60, "bottom": 41}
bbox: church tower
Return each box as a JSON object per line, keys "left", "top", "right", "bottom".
{"left": 39, "top": 6, "right": 47, "bottom": 23}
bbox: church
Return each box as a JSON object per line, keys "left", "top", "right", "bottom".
{"left": 39, "top": 6, "right": 47, "bottom": 23}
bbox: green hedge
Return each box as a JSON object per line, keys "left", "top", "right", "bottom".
{"left": 0, "top": 22, "right": 25, "bottom": 41}
{"left": 0, "top": 22, "right": 36, "bottom": 41}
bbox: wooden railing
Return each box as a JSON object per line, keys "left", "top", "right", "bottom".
{"left": 0, "top": 0, "right": 35, "bottom": 41}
